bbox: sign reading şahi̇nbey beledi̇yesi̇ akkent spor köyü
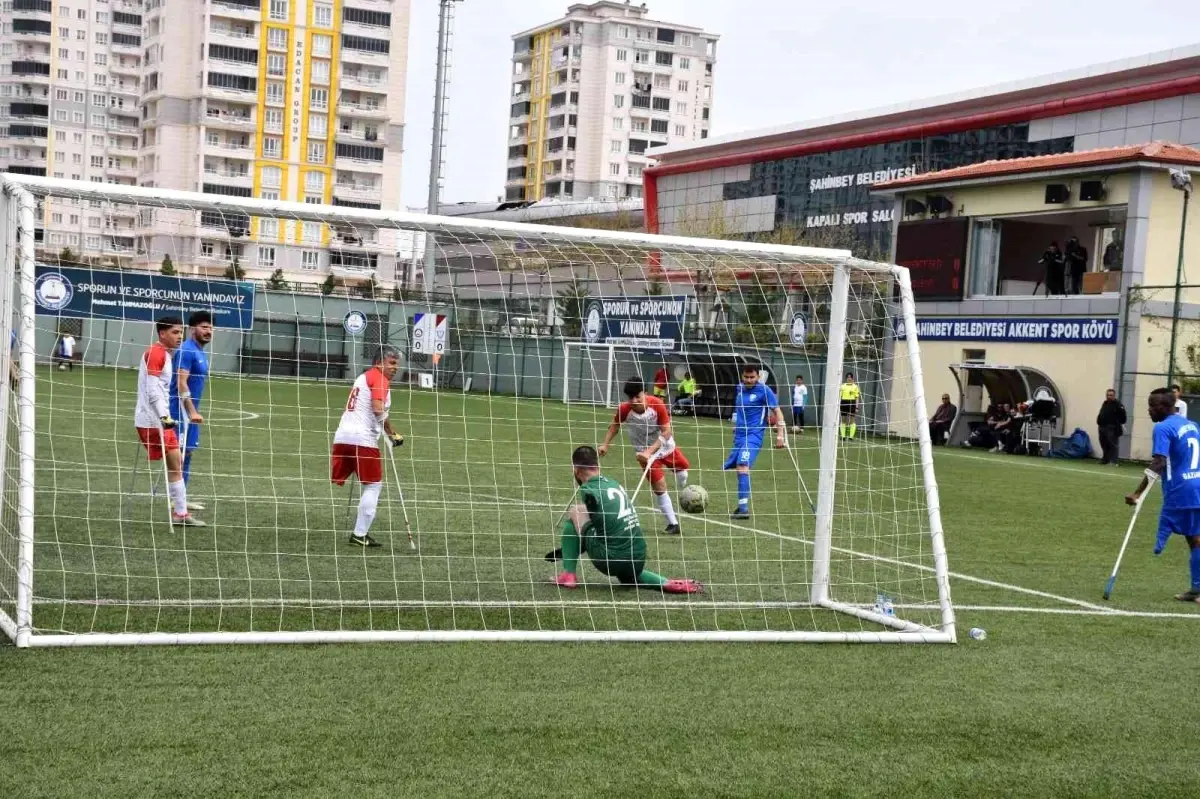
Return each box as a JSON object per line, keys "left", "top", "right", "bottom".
{"left": 33, "top": 265, "right": 255, "bottom": 329}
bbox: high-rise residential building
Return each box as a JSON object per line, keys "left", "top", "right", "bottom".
{"left": 0, "top": 0, "right": 411, "bottom": 286}
{"left": 505, "top": 1, "right": 717, "bottom": 203}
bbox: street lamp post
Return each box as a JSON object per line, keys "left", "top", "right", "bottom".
{"left": 1166, "top": 168, "right": 1193, "bottom": 389}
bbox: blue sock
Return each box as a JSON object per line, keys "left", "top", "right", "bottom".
{"left": 182, "top": 451, "right": 192, "bottom": 486}
{"left": 737, "top": 473, "right": 750, "bottom": 507}
{"left": 1191, "top": 546, "right": 1200, "bottom": 591}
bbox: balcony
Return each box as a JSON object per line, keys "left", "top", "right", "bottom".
{"left": 333, "top": 181, "right": 382, "bottom": 202}
{"left": 10, "top": 62, "right": 51, "bottom": 84}
{"left": 334, "top": 156, "right": 385, "bottom": 173}
{"left": 203, "top": 107, "right": 256, "bottom": 131}
{"left": 335, "top": 127, "right": 382, "bottom": 145}
{"left": 111, "top": 82, "right": 140, "bottom": 97}
{"left": 106, "top": 140, "right": 139, "bottom": 154}
{"left": 12, "top": 23, "right": 52, "bottom": 42}
{"left": 112, "top": 38, "right": 142, "bottom": 56}
{"left": 207, "top": 56, "right": 259, "bottom": 78}
{"left": 507, "top": 155, "right": 528, "bottom": 168}
{"left": 202, "top": 167, "right": 253, "bottom": 190}
{"left": 340, "top": 72, "right": 385, "bottom": 92}
{"left": 340, "top": 47, "right": 390, "bottom": 68}
{"left": 208, "top": 26, "right": 258, "bottom": 49}
{"left": 109, "top": 58, "right": 142, "bottom": 77}
{"left": 205, "top": 140, "right": 255, "bottom": 157}
{"left": 338, "top": 101, "right": 389, "bottom": 120}
{"left": 205, "top": 82, "right": 258, "bottom": 101}
{"left": 210, "top": 0, "right": 261, "bottom": 21}
{"left": 107, "top": 163, "right": 138, "bottom": 179}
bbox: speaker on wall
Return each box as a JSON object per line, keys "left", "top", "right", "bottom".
{"left": 903, "top": 198, "right": 927, "bottom": 216}
{"left": 1080, "top": 180, "right": 1106, "bottom": 201}
{"left": 1045, "top": 184, "right": 1070, "bottom": 204}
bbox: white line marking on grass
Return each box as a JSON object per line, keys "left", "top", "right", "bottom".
{"left": 478, "top": 491, "right": 1119, "bottom": 614}
{"left": 956, "top": 604, "right": 1200, "bottom": 619}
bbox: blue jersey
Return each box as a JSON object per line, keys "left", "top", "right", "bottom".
{"left": 169, "top": 338, "right": 209, "bottom": 418}
{"left": 732, "top": 383, "right": 779, "bottom": 435}
{"left": 1153, "top": 413, "right": 1200, "bottom": 510}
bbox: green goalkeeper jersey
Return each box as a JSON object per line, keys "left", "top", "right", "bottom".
{"left": 579, "top": 475, "right": 646, "bottom": 562}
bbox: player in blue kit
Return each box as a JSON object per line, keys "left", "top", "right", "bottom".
{"left": 1126, "top": 387, "right": 1200, "bottom": 603}
{"left": 169, "top": 311, "right": 214, "bottom": 510}
{"left": 723, "top": 364, "right": 787, "bottom": 519}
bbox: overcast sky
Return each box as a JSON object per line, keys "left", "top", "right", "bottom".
{"left": 400, "top": 0, "right": 1200, "bottom": 209}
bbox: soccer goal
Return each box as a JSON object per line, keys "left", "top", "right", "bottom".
{"left": 0, "top": 174, "right": 954, "bottom": 646}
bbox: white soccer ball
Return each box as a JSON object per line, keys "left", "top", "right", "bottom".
{"left": 679, "top": 484, "right": 709, "bottom": 514}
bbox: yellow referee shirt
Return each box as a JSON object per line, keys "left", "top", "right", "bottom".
{"left": 839, "top": 382, "right": 861, "bottom": 402}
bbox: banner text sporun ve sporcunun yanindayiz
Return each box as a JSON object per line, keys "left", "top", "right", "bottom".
{"left": 33, "top": 265, "right": 256, "bottom": 330}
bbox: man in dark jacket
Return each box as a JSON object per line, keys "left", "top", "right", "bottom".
{"left": 1038, "top": 242, "right": 1065, "bottom": 296}
{"left": 1096, "top": 388, "right": 1127, "bottom": 465}
{"left": 928, "top": 393, "right": 957, "bottom": 445}
{"left": 1065, "top": 236, "right": 1089, "bottom": 295}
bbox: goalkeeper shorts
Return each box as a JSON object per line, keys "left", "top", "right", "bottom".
{"left": 137, "top": 426, "right": 180, "bottom": 461}
{"left": 590, "top": 556, "right": 646, "bottom": 585}
{"left": 330, "top": 444, "right": 383, "bottom": 485}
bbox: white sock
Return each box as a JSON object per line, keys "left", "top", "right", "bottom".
{"left": 354, "top": 482, "right": 383, "bottom": 536}
{"left": 168, "top": 479, "right": 187, "bottom": 516}
{"left": 657, "top": 491, "right": 678, "bottom": 525}
{"left": 675, "top": 470, "right": 689, "bottom": 489}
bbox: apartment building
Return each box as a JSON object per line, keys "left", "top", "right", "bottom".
{"left": 0, "top": 0, "right": 411, "bottom": 287}
{"left": 505, "top": 1, "right": 717, "bottom": 203}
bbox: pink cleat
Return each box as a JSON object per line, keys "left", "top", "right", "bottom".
{"left": 555, "top": 571, "right": 578, "bottom": 589}
{"left": 663, "top": 578, "right": 703, "bottom": 594}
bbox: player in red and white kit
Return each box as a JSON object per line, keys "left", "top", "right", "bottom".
{"left": 135, "top": 316, "right": 204, "bottom": 527}
{"left": 598, "top": 377, "right": 690, "bottom": 535}
{"left": 331, "top": 347, "right": 404, "bottom": 547}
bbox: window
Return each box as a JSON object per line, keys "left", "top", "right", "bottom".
{"left": 612, "top": 117, "right": 623, "bottom": 130}
{"left": 90, "top": 155, "right": 103, "bottom": 167}
{"left": 679, "top": 57, "right": 690, "bottom": 70}
{"left": 616, "top": 48, "right": 627, "bottom": 62}
{"left": 94, "top": 54, "right": 107, "bottom": 66}
{"left": 268, "top": 0, "right": 287, "bottom": 21}
{"left": 73, "top": 91, "right": 84, "bottom": 103}
{"left": 266, "top": 54, "right": 285, "bottom": 77}
{"left": 675, "top": 124, "right": 686, "bottom": 136}
{"left": 73, "top": 112, "right": 84, "bottom": 124}
{"left": 267, "top": 28, "right": 288, "bottom": 50}
{"left": 307, "top": 140, "right": 326, "bottom": 163}
{"left": 200, "top": 241, "right": 214, "bottom": 258}
{"left": 69, "top": 214, "right": 79, "bottom": 224}
{"left": 88, "top": 217, "right": 100, "bottom": 228}
{"left": 54, "top": 150, "right": 65, "bottom": 161}
{"left": 652, "top": 97, "right": 670, "bottom": 111}
{"left": 55, "top": 131, "right": 66, "bottom": 142}
{"left": 681, "top": 34, "right": 693, "bottom": 47}
{"left": 59, "top": 5, "right": 68, "bottom": 17}
{"left": 304, "top": 171, "right": 324, "bottom": 192}
{"left": 52, "top": 212, "right": 62, "bottom": 224}
{"left": 262, "top": 137, "right": 281, "bottom": 158}
{"left": 95, "top": 10, "right": 107, "bottom": 22}
{"left": 58, "top": 48, "right": 69, "bottom": 59}
{"left": 655, "top": 51, "right": 673, "bottom": 66}
{"left": 301, "top": 250, "right": 319, "bottom": 270}
{"left": 610, "top": 140, "right": 621, "bottom": 153}
{"left": 651, "top": 119, "right": 668, "bottom": 133}
{"left": 258, "top": 218, "right": 279, "bottom": 239}
{"left": 57, "top": 69, "right": 69, "bottom": 80}
{"left": 93, "top": 74, "right": 107, "bottom": 86}
{"left": 259, "top": 190, "right": 279, "bottom": 202}
{"left": 609, "top": 162, "right": 621, "bottom": 176}
{"left": 631, "top": 118, "right": 647, "bottom": 132}
{"left": 310, "top": 61, "right": 330, "bottom": 85}
{"left": 75, "top": 30, "right": 84, "bottom": 40}
{"left": 55, "top": 89, "right": 68, "bottom": 102}
{"left": 635, "top": 50, "right": 649, "bottom": 64}
{"left": 84, "top": 235, "right": 100, "bottom": 250}
{"left": 614, "top": 72, "right": 625, "bottom": 85}
{"left": 72, "top": 153, "right": 82, "bottom": 163}
{"left": 302, "top": 222, "right": 320, "bottom": 242}
{"left": 89, "top": 113, "right": 104, "bottom": 126}
{"left": 92, "top": 95, "right": 106, "bottom": 106}
{"left": 654, "top": 74, "right": 670, "bottom": 90}
{"left": 264, "top": 108, "right": 283, "bottom": 133}
{"left": 613, "top": 94, "right": 624, "bottom": 109}
{"left": 55, "top": 109, "right": 67, "bottom": 121}
{"left": 308, "top": 114, "right": 327, "bottom": 136}
{"left": 677, "top": 101, "right": 688, "bottom": 115}
{"left": 266, "top": 82, "right": 284, "bottom": 105}
{"left": 677, "top": 79, "right": 689, "bottom": 92}
{"left": 314, "top": 3, "right": 332, "bottom": 27}
{"left": 257, "top": 245, "right": 275, "bottom": 268}
{"left": 94, "top": 32, "right": 107, "bottom": 45}
{"left": 310, "top": 87, "right": 328, "bottom": 110}
{"left": 261, "top": 166, "right": 281, "bottom": 187}
{"left": 629, "top": 164, "right": 643, "bottom": 179}
{"left": 313, "top": 34, "right": 332, "bottom": 56}
{"left": 617, "top": 25, "right": 630, "bottom": 38}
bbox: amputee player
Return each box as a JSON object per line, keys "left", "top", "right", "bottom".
{"left": 169, "top": 310, "right": 213, "bottom": 509}
{"left": 553, "top": 445, "right": 701, "bottom": 593}
{"left": 723, "top": 364, "right": 786, "bottom": 520}
{"left": 1125, "top": 387, "right": 1200, "bottom": 603}
{"left": 331, "top": 347, "right": 405, "bottom": 548}
{"left": 135, "top": 316, "right": 205, "bottom": 527}
{"left": 598, "top": 377, "right": 690, "bottom": 535}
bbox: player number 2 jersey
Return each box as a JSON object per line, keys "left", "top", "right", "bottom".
{"left": 616, "top": 396, "right": 675, "bottom": 455}
{"left": 579, "top": 475, "right": 645, "bottom": 562}
{"left": 134, "top": 342, "right": 172, "bottom": 428}
{"left": 1154, "top": 413, "right": 1200, "bottom": 509}
{"left": 334, "top": 367, "right": 392, "bottom": 448}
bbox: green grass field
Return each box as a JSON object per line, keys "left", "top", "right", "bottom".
{"left": 3, "top": 366, "right": 1199, "bottom": 797}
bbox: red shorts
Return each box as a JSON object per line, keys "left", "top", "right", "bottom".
{"left": 330, "top": 443, "right": 383, "bottom": 486}
{"left": 137, "top": 426, "right": 180, "bottom": 461}
{"left": 648, "top": 448, "right": 690, "bottom": 484}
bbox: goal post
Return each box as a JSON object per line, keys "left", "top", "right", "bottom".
{"left": 0, "top": 174, "right": 955, "bottom": 646}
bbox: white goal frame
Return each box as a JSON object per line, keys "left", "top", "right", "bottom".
{"left": 562, "top": 340, "right": 660, "bottom": 407}
{"left": 0, "top": 174, "right": 955, "bottom": 646}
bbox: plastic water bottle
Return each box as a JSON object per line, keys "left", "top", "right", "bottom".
{"left": 875, "top": 594, "right": 895, "bottom": 617}
{"left": 969, "top": 627, "right": 987, "bottom": 641}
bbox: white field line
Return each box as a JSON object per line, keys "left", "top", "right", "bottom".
{"left": 480, "top": 491, "right": 1119, "bottom": 614}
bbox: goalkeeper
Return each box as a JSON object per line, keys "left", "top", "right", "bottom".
{"left": 552, "top": 445, "right": 701, "bottom": 594}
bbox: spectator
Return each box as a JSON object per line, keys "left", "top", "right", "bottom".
{"left": 1064, "top": 236, "right": 1088, "bottom": 295}
{"left": 1103, "top": 236, "right": 1123, "bottom": 271}
{"left": 1174, "top": 385, "right": 1188, "bottom": 418}
{"left": 928, "top": 393, "right": 957, "bottom": 445}
{"left": 961, "top": 403, "right": 1007, "bottom": 449}
{"left": 673, "top": 371, "right": 699, "bottom": 415}
{"left": 1038, "top": 241, "right": 1065, "bottom": 296}
{"left": 990, "top": 403, "right": 1017, "bottom": 453}
{"left": 1096, "top": 388, "right": 1127, "bottom": 466}
{"left": 53, "top": 330, "right": 76, "bottom": 371}
{"left": 652, "top": 364, "right": 668, "bottom": 400}
{"left": 791, "top": 375, "right": 808, "bottom": 434}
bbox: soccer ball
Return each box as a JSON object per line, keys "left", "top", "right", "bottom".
{"left": 679, "top": 484, "right": 709, "bottom": 514}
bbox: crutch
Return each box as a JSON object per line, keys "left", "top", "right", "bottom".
{"left": 382, "top": 436, "right": 416, "bottom": 551}
{"left": 1103, "top": 490, "right": 1148, "bottom": 600}
{"left": 779, "top": 441, "right": 817, "bottom": 512}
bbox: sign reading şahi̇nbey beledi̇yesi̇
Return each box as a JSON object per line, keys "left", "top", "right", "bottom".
{"left": 33, "top": 265, "right": 256, "bottom": 330}
{"left": 583, "top": 296, "right": 687, "bottom": 352}
{"left": 894, "top": 316, "right": 1118, "bottom": 344}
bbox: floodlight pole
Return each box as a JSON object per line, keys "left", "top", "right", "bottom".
{"left": 1166, "top": 171, "right": 1192, "bottom": 388}
{"left": 423, "top": 0, "right": 462, "bottom": 301}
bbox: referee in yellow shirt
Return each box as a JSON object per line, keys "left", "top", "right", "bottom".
{"left": 839, "top": 373, "right": 861, "bottom": 440}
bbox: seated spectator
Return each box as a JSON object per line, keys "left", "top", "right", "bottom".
{"left": 989, "top": 403, "right": 1016, "bottom": 453}
{"left": 961, "top": 403, "right": 1007, "bottom": 450}
{"left": 996, "top": 402, "right": 1029, "bottom": 454}
{"left": 928, "top": 393, "right": 956, "bottom": 445}
{"left": 673, "top": 372, "right": 699, "bottom": 415}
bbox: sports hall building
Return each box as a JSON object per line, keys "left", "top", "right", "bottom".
{"left": 644, "top": 46, "right": 1200, "bottom": 460}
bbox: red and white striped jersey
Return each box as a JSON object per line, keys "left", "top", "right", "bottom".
{"left": 134, "top": 341, "right": 172, "bottom": 429}
{"left": 334, "top": 367, "right": 392, "bottom": 448}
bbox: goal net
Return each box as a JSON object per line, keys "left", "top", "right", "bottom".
{"left": 0, "top": 175, "right": 954, "bottom": 645}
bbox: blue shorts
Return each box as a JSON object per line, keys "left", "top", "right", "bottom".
{"left": 792, "top": 406, "right": 805, "bottom": 425}
{"left": 724, "top": 433, "right": 764, "bottom": 470}
{"left": 1157, "top": 507, "right": 1200, "bottom": 540}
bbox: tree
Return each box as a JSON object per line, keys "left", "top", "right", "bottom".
{"left": 555, "top": 277, "right": 591, "bottom": 339}
{"left": 321, "top": 274, "right": 336, "bottom": 296}
{"left": 160, "top": 254, "right": 176, "bottom": 276}
{"left": 59, "top": 247, "right": 77, "bottom": 264}
{"left": 266, "top": 268, "right": 288, "bottom": 291}
{"left": 356, "top": 275, "right": 379, "bottom": 299}
{"left": 646, "top": 277, "right": 667, "bottom": 296}
{"left": 223, "top": 255, "right": 246, "bottom": 281}
{"left": 392, "top": 284, "right": 404, "bottom": 302}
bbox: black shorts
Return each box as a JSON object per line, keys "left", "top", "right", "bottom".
{"left": 840, "top": 400, "right": 858, "bottom": 416}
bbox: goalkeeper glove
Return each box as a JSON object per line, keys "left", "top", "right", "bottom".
{"left": 160, "top": 416, "right": 177, "bottom": 431}
{"left": 389, "top": 433, "right": 404, "bottom": 447}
